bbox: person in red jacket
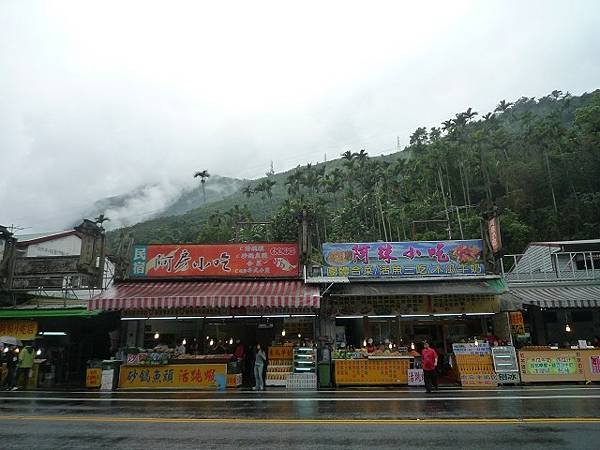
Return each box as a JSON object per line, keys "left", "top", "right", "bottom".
{"left": 421, "top": 341, "right": 438, "bottom": 393}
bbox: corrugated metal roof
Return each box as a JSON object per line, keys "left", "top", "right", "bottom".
{"left": 510, "top": 285, "right": 600, "bottom": 308}
{"left": 15, "top": 230, "right": 77, "bottom": 245}
{"left": 513, "top": 245, "right": 556, "bottom": 273}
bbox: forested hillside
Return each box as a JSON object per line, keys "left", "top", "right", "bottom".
{"left": 108, "top": 90, "right": 600, "bottom": 260}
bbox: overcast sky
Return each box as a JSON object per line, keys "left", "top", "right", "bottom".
{"left": 1, "top": 0, "right": 599, "bottom": 233}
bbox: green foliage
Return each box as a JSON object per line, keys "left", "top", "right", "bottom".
{"left": 107, "top": 90, "right": 600, "bottom": 258}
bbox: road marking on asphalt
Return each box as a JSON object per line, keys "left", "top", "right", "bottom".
{"left": 11, "top": 386, "right": 600, "bottom": 395}
{"left": 0, "top": 415, "right": 599, "bottom": 426}
{"left": 2, "top": 394, "right": 600, "bottom": 402}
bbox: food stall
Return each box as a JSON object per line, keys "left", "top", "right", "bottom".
{"left": 517, "top": 346, "right": 600, "bottom": 383}
{"left": 333, "top": 348, "right": 413, "bottom": 386}
{"left": 117, "top": 348, "right": 240, "bottom": 389}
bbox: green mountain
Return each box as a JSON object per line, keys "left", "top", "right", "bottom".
{"left": 108, "top": 89, "right": 600, "bottom": 258}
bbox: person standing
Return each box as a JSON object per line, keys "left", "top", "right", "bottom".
{"left": 17, "top": 344, "right": 35, "bottom": 390}
{"left": 253, "top": 343, "right": 267, "bottom": 391}
{"left": 422, "top": 341, "right": 438, "bottom": 393}
{"left": 2, "top": 346, "right": 19, "bottom": 390}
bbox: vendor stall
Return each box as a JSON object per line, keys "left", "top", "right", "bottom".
{"left": 517, "top": 347, "right": 591, "bottom": 383}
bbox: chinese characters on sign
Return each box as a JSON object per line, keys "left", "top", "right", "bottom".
{"left": 119, "top": 364, "right": 227, "bottom": 389}
{"left": 0, "top": 320, "right": 38, "bottom": 340}
{"left": 322, "top": 240, "right": 485, "bottom": 278}
{"left": 131, "top": 244, "right": 299, "bottom": 278}
{"left": 591, "top": 355, "right": 600, "bottom": 375}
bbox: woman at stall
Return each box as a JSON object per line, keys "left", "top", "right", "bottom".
{"left": 366, "top": 338, "right": 376, "bottom": 354}
{"left": 253, "top": 343, "right": 267, "bottom": 391}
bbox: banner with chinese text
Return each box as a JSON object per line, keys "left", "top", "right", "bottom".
{"left": 0, "top": 320, "right": 38, "bottom": 340}
{"left": 334, "top": 359, "right": 410, "bottom": 384}
{"left": 119, "top": 363, "right": 227, "bottom": 389}
{"left": 131, "top": 243, "right": 299, "bottom": 278}
{"left": 518, "top": 350, "right": 585, "bottom": 382}
{"left": 322, "top": 240, "right": 485, "bottom": 278}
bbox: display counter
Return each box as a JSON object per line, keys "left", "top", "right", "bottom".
{"left": 334, "top": 356, "right": 413, "bottom": 385}
{"left": 517, "top": 347, "right": 600, "bottom": 383}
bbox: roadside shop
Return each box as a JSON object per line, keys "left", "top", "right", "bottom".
{"left": 88, "top": 243, "right": 320, "bottom": 389}
{"left": 316, "top": 239, "right": 512, "bottom": 387}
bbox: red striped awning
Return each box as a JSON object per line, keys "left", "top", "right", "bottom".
{"left": 89, "top": 280, "right": 320, "bottom": 311}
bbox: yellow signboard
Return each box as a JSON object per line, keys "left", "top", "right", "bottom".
{"left": 268, "top": 346, "right": 293, "bottom": 360}
{"left": 119, "top": 364, "right": 227, "bottom": 389}
{"left": 455, "top": 354, "right": 497, "bottom": 387}
{"left": 86, "top": 368, "right": 102, "bottom": 388}
{"left": 335, "top": 358, "right": 410, "bottom": 385}
{"left": 0, "top": 320, "right": 38, "bottom": 340}
{"left": 518, "top": 350, "right": 585, "bottom": 383}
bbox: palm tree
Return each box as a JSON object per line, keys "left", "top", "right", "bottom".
{"left": 193, "top": 170, "right": 210, "bottom": 203}
{"left": 494, "top": 100, "right": 513, "bottom": 114}
{"left": 242, "top": 185, "right": 254, "bottom": 198}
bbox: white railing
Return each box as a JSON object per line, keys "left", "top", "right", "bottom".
{"left": 501, "top": 251, "right": 600, "bottom": 282}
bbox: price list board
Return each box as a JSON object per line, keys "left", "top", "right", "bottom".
{"left": 334, "top": 358, "right": 410, "bottom": 385}
{"left": 452, "top": 343, "right": 497, "bottom": 387}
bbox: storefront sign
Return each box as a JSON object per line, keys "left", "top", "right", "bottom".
{"left": 322, "top": 240, "right": 485, "bottom": 278}
{"left": 509, "top": 311, "right": 525, "bottom": 335}
{"left": 335, "top": 359, "right": 410, "bottom": 385}
{"left": 119, "top": 363, "right": 227, "bottom": 389}
{"left": 125, "top": 352, "right": 169, "bottom": 366}
{"left": 518, "top": 350, "right": 585, "bottom": 383}
{"left": 86, "top": 368, "right": 102, "bottom": 388}
{"left": 131, "top": 243, "right": 299, "bottom": 278}
{"left": 585, "top": 351, "right": 600, "bottom": 382}
{"left": 590, "top": 355, "right": 600, "bottom": 374}
{"left": 329, "top": 295, "right": 499, "bottom": 316}
{"left": 268, "top": 346, "right": 293, "bottom": 360}
{"left": 496, "top": 372, "right": 520, "bottom": 384}
{"left": 526, "top": 356, "right": 578, "bottom": 375}
{"left": 0, "top": 320, "right": 38, "bottom": 340}
{"left": 452, "top": 343, "right": 491, "bottom": 356}
{"left": 487, "top": 217, "right": 502, "bottom": 254}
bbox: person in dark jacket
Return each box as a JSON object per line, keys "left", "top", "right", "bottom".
{"left": 2, "top": 346, "right": 19, "bottom": 390}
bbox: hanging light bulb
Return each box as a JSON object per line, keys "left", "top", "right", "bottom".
{"left": 229, "top": 338, "right": 233, "bottom": 345}
{"left": 36, "top": 349, "right": 42, "bottom": 356}
{"left": 565, "top": 323, "right": 571, "bottom": 332}
{"left": 389, "top": 343, "right": 393, "bottom": 350}
{"left": 474, "top": 338, "right": 479, "bottom": 346}
{"left": 281, "top": 329, "right": 286, "bottom": 337}
{"left": 410, "top": 342, "right": 415, "bottom": 350}
{"left": 206, "top": 335, "right": 210, "bottom": 340}
{"left": 182, "top": 338, "right": 187, "bottom": 345}
{"left": 15, "top": 347, "right": 19, "bottom": 353}
{"left": 298, "top": 333, "right": 301, "bottom": 339}
{"left": 363, "top": 339, "right": 367, "bottom": 347}
{"left": 209, "top": 339, "right": 214, "bottom": 346}
{"left": 153, "top": 332, "right": 159, "bottom": 339}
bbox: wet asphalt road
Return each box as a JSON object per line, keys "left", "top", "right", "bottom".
{"left": 1, "top": 386, "right": 600, "bottom": 449}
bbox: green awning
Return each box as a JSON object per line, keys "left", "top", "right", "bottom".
{"left": 0, "top": 308, "right": 100, "bottom": 318}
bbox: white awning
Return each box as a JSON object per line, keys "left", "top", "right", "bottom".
{"left": 509, "top": 285, "right": 600, "bottom": 308}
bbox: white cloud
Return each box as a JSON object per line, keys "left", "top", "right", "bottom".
{"left": 0, "top": 0, "right": 599, "bottom": 232}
